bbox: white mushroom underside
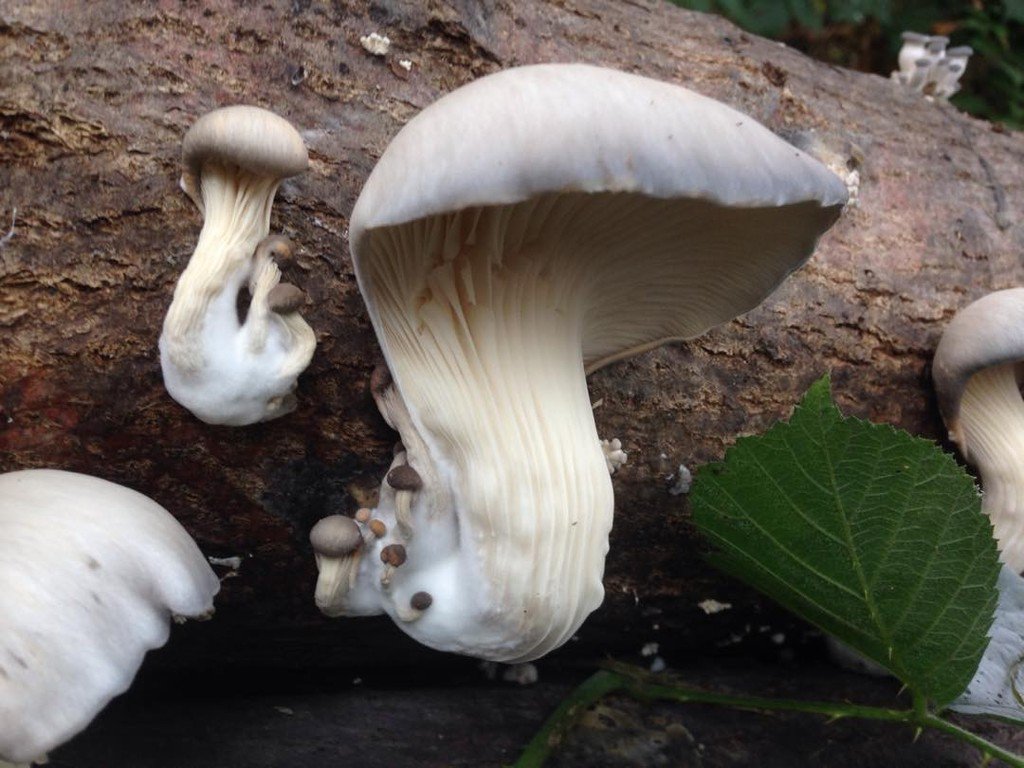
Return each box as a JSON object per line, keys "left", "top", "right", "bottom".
{"left": 159, "top": 164, "right": 315, "bottom": 425}
{"left": 354, "top": 192, "right": 835, "bottom": 661}
{"left": 958, "top": 363, "right": 1024, "bottom": 572}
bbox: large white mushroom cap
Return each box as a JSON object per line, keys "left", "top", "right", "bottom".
{"left": 343, "top": 63, "right": 847, "bottom": 661}
{"left": 0, "top": 470, "right": 219, "bottom": 765}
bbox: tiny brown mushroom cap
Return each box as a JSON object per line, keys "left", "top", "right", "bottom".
{"left": 410, "top": 591, "right": 433, "bottom": 610}
{"left": 267, "top": 283, "right": 307, "bottom": 315}
{"left": 381, "top": 543, "right": 407, "bottom": 567}
{"left": 180, "top": 105, "right": 309, "bottom": 207}
{"left": 310, "top": 515, "right": 363, "bottom": 557}
{"left": 387, "top": 465, "right": 423, "bottom": 491}
{"left": 255, "top": 234, "right": 295, "bottom": 266}
{"left": 369, "top": 519, "right": 387, "bottom": 538}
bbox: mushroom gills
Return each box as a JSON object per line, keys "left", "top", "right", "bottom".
{"left": 956, "top": 363, "right": 1024, "bottom": 571}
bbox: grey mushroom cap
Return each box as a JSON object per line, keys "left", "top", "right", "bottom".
{"left": 350, "top": 63, "right": 848, "bottom": 372}
{"left": 181, "top": 105, "right": 308, "bottom": 208}
{"left": 901, "top": 32, "right": 931, "bottom": 43}
{"left": 309, "top": 515, "right": 363, "bottom": 557}
{"left": 946, "top": 46, "right": 974, "bottom": 57}
{"left": 933, "top": 288, "right": 1024, "bottom": 435}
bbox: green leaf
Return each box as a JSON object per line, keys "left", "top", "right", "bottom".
{"left": 691, "top": 376, "right": 1000, "bottom": 708}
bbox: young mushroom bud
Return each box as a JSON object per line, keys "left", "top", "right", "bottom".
{"left": 159, "top": 105, "right": 317, "bottom": 426}
{"left": 933, "top": 288, "right": 1024, "bottom": 571}
{"left": 0, "top": 470, "right": 219, "bottom": 766}
{"left": 335, "top": 63, "right": 846, "bottom": 662}
{"left": 310, "top": 515, "right": 364, "bottom": 616}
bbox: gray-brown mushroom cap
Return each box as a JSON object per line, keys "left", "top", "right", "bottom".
{"left": 310, "top": 516, "right": 363, "bottom": 557}
{"left": 933, "top": 288, "right": 1024, "bottom": 438}
{"left": 350, "top": 63, "right": 848, "bottom": 373}
{"left": 180, "top": 105, "right": 308, "bottom": 208}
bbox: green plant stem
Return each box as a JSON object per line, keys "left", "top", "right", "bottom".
{"left": 514, "top": 670, "right": 624, "bottom": 768}
{"left": 513, "top": 668, "right": 1024, "bottom": 768}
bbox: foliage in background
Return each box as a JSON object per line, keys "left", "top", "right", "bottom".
{"left": 670, "top": 0, "right": 1024, "bottom": 128}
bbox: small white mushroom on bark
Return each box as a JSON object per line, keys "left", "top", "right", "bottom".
{"left": 0, "top": 470, "right": 218, "bottom": 766}
{"left": 892, "top": 32, "right": 931, "bottom": 84}
{"left": 931, "top": 45, "right": 973, "bottom": 99}
{"left": 329, "top": 63, "right": 847, "bottom": 662}
{"left": 310, "top": 515, "right": 364, "bottom": 616}
{"left": 160, "top": 105, "right": 316, "bottom": 426}
{"left": 601, "top": 438, "right": 628, "bottom": 475}
{"left": 933, "top": 288, "right": 1024, "bottom": 572}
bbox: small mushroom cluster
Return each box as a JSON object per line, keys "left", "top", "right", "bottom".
{"left": 311, "top": 63, "right": 847, "bottom": 662}
{"left": 890, "top": 32, "right": 972, "bottom": 100}
{"left": 159, "top": 105, "right": 317, "bottom": 426}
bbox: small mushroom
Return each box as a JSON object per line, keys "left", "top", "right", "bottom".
{"left": 394, "top": 590, "right": 434, "bottom": 623}
{"left": 369, "top": 519, "right": 387, "bottom": 538}
{"left": 379, "top": 543, "right": 407, "bottom": 587}
{"left": 159, "top": 105, "right": 317, "bottom": 426}
{"left": 410, "top": 591, "right": 433, "bottom": 610}
{"left": 931, "top": 46, "right": 973, "bottom": 99}
{"left": 0, "top": 470, "right": 219, "bottom": 766}
{"left": 893, "top": 32, "right": 931, "bottom": 85}
{"left": 387, "top": 464, "right": 422, "bottom": 538}
{"left": 933, "top": 288, "right": 1024, "bottom": 571}
{"left": 380, "top": 543, "right": 407, "bottom": 567}
{"left": 310, "top": 515, "right": 364, "bottom": 616}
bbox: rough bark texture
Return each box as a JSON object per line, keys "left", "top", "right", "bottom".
{"left": 2, "top": 0, "right": 1023, "bottom": 682}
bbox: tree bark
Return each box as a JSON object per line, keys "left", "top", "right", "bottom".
{"left": 1, "top": 0, "right": 1023, "bottom": 678}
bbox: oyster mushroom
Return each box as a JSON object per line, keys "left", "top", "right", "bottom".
{"left": 159, "top": 105, "right": 316, "bottom": 426}
{"left": 892, "top": 32, "right": 931, "bottom": 85}
{"left": 331, "top": 63, "right": 846, "bottom": 662}
{"left": 0, "top": 470, "right": 218, "bottom": 766}
{"left": 933, "top": 288, "right": 1024, "bottom": 571}
{"left": 310, "top": 515, "right": 364, "bottom": 616}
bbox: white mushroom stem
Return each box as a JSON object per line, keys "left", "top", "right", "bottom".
{"left": 954, "top": 363, "right": 1024, "bottom": 571}
{"left": 160, "top": 170, "right": 315, "bottom": 425}
{"left": 394, "top": 490, "right": 414, "bottom": 538}
{"left": 314, "top": 550, "right": 363, "bottom": 616}
{"left": 362, "top": 203, "right": 617, "bottom": 661}
{"left": 163, "top": 167, "right": 279, "bottom": 372}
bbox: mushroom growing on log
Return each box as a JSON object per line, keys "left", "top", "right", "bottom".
{"left": 321, "top": 63, "right": 847, "bottom": 662}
